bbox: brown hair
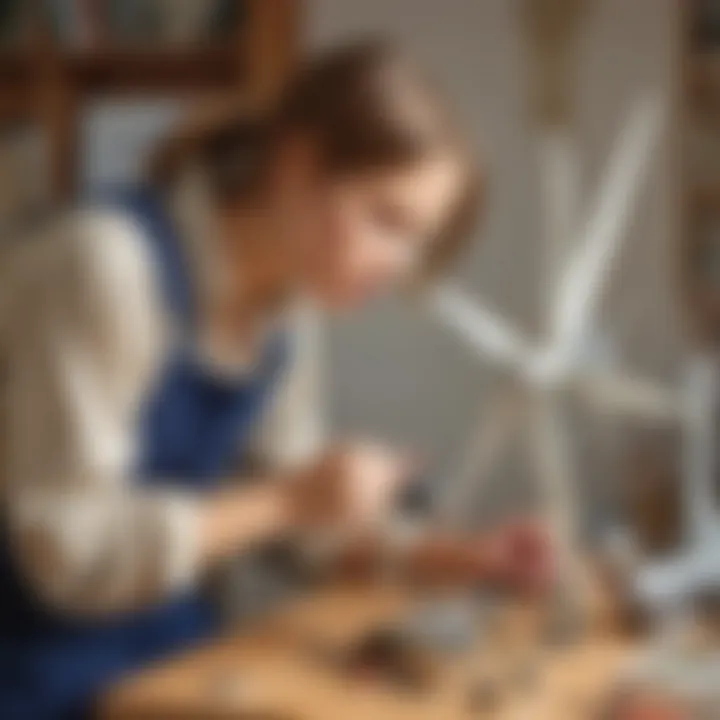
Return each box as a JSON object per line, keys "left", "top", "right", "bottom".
{"left": 151, "top": 40, "right": 483, "bottom": 280}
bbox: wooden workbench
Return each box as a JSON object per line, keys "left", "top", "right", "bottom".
{"left": 100, "top": 583, "right": 633, "bottom": 720}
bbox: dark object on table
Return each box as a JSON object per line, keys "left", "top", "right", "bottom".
{"left": 398, "top": 477, "right": 435, "bottom": 518}
{"left": 466, "top": 676, "right": 503, "bottom": 714}
{"left": 344, "top": 626, "right": 435, "bottom": 692}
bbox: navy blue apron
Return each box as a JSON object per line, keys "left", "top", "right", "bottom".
{"left": 0, "top": 188, "right": 289, "bottom": 719}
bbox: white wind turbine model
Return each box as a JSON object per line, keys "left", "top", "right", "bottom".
{"left": 431, "top": 93, "right": 673, "bottom": 597}
{"left": 429, "top": 0, "right": 678, "bottom": 612}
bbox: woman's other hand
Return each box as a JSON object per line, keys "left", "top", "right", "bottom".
{"left": 286, "top": 442, "right": 418, "bottom": 532}
{"left": 407, "top": 520, "right": 555, "bottom": 595}
{"left": 478, "top": 520, "right": 555, "bottom": 595}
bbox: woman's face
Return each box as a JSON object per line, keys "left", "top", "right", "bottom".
{"left": 272, "top": 143, "right": 463, "bottom": 310}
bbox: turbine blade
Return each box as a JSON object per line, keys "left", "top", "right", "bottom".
{"left": 431, "top": 284, "right": 531, "bottom": 368}
{"left": 552, "top": 95, "right": 665, "bottom": 350}
{"left": 574, "top": 373, "right": 679, "bottom": 423}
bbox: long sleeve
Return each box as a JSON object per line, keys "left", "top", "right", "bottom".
{"left": 251, "top": 301, "right": 326, "bottom": 471}
{"left": 0, "top": 210, "right": 203, "bottom": 617}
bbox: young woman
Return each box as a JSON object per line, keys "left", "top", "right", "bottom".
{"left": 0, "top": 42, "right": 552, "bottom": 719}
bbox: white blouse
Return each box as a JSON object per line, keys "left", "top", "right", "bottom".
{"left": 0, "top": 176, "right": 324, "bottom": 617}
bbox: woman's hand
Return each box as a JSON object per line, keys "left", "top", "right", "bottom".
{"left": 286, "top": 442, "right": 417, "bottom": 532}
{"left": 407, "top": 520, "right": 555, "bottom": 595}
{"left": 477, "top": 520, "right": 555, "bottom": 594}
{"left": 199, "top": 443, "right": 415, "bottom": 566}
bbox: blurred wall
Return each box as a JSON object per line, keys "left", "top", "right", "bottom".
{"left": 81, "top": 100, "right": 185, "bottom": 196}
{"left": 305, "top": 0, "right": 683, "bottom": 509}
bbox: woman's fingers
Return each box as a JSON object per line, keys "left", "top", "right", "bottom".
{"left": 290, "top": 442, "right": 421, "bottom": 530}
{"left": 475, "top": 520, "right": 556, "bottom": 594}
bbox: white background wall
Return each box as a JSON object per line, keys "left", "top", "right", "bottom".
{"left": 305, "top": 0, "right": 683, "bottom": 512}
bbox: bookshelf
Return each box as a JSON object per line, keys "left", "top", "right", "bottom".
{"left": 681, "top": 1, "right": 720, "bottom": 344}
{"left": 0, "top": 0, "right": 300, "bottom": 200}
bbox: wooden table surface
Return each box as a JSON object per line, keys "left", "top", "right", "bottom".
{"left": 100, "top": 583, "right": 634, "bottom": 720}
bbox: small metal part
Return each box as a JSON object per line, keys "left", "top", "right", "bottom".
{"left": 345, "top": 626, "right": 434, "bottom": 693}
{"left": 347, "top": 627, "right": 401, "bottom": 669}
{"left": 401, "top": 597, "right": 478, "bottom": 653}
{"left": 399, "top": 478, "right": 435, "bottom": 517}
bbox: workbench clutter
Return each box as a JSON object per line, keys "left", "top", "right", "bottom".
{"left": 99, "top": 570, "right": 675, "bottom": 720}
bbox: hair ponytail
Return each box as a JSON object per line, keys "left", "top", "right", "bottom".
{"left": 149, "top": 102, "right": 276, "bottom": 202}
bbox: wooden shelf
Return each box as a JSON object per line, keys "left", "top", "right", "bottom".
{"left": 64, "top": 46, "right": 244, "bottom": 93}
{"left": 0, "top": 0, "right": 300, "bottom": 199}
{"left": 0, "top": 47, "right": 246, "bottom": 91}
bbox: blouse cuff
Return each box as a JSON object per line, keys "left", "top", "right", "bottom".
{"left": 161, "top": 494, "right": 203, "bottom": 592}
